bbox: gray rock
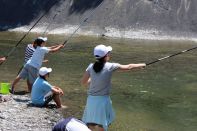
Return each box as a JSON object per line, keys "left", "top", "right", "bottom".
{"left": 0, "top": 0, "right": 197, "bottom": 38}
{"left": 0, "top": 94, "right": 63, "bottom": 131}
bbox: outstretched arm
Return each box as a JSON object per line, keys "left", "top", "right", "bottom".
{"left": 48, "top": 45, "right": 60, "bottom": 49}
{"left": 49, "top": 44, "right": 64, "bottom": 53}
{"left": 0, "top": 57, "right": 6, "bottom": 63}
{"left": 118, "top": 63, "right": 146, "bottom": 71}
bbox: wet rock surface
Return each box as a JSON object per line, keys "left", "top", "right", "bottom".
{"left": 0, "top": 94, "right": 63, "bottom": 131}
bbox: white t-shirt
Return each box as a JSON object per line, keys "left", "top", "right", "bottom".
{"left": 66, "top": 118, "right": 91, "bottom": 131}
{"left": 27, "top": 46, "right": 49, "bottom": 69}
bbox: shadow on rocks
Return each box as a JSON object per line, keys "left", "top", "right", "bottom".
{"left": 13, "top": 97, "right": 30, "bottom": 103}
{"left": 13, "top": 91, "right": 30, "bottom": 95}
{"left": 27, "top": 102, "right": 58, "bottom": 109}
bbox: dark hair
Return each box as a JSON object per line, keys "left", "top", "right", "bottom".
{"left": 33, "top": 42, "right": 37, "bottom": 49}
{"left": 34, "top": 39, "right": 44, "bottom": 46}
{"left": 93, "top": 57, "right": 106, "bottom": 73}
{"left": 39, "top": 75, "right": 47, "bottom": 81}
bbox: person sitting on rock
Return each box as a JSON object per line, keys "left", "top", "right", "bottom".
{"left": 31, "top": 67, "right": 64, "bottom": 108}
{"left": 52, "top": 117, "right": 91, "bottom": 131}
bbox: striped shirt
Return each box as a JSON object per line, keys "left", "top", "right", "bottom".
{"left": 24, "top": 44, "right": 36, "bottom": 63}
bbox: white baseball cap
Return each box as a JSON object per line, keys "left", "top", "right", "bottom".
{"left": 39, "top": 67, "right": 52, "bottom": 76}
{"left": 37, "top": 37, "right": 47, "bottom": 42}
{"left": 94, "top": 44, "right": 112, "bottom": 59}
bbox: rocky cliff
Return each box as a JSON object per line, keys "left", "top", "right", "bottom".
{"left": 0, "top": 0, "right": 197, "bottom": 39}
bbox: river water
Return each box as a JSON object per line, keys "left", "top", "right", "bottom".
{"left": 0, "top": 32, "right": 197, "bottom": 131}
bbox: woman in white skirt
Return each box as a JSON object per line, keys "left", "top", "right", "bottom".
{"left": 81, "top": 44, "right": 146, "bottom": 131}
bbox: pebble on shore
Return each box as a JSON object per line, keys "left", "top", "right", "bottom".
{"left": 0, "top": 94, "right": 63, "bottom": 131}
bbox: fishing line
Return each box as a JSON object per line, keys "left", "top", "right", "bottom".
{"left": 0, "top": 0, "right": 60, "bottom": 66}
{"left": 15, "top": 0, "right": 104, "bottom": 74}
{"left": 16, "top": 12, "right": 61, "bottom": 75}
{"left": 62, "top": 0, "right": 105, "bottom": 46}
{"left": 15, "top": 2, "right": 64, "bottom": 75}
{"left": 41, "top": 0, "right": 65, "bottom": 36}
{"left": 146, "top": 45, "right": 197, "bottom": 66}
{"left": 41, "top": 11, "right": 61, "bottom": 36}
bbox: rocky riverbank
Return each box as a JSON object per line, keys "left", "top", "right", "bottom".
{"left": 0, "top": 94, "right": 63, "bottom": 131}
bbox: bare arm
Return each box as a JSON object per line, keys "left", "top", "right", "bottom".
{"left": 42, "top": 59, "right": 49, "bottom": 63}
{"left": 117, "top": 63, "right": 146, "bottom": 71}
{"left": 81, "top": 71, "right": 91, "bottom": 87}
{"left": 0, "top": 57, "right": 6, "bottom": 63}
{"left": 48, "top": 45, "right": 60, "bottom": 49}
{"left": 49, "top": 44, "right": 64, "bottom": 53}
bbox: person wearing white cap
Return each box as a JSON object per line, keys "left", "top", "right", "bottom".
{"left": 11, "top": 36, "right": 64, "bottom": 94}
{"left": 52, "top": 117, "right": 91, "bottom": 131}
{"left": 81, "top": 44, "right": 146, "bottom": 131}
{"left": 31, "top": 67, "right": 64, "bottom": 108}
{"left": 15, "top": 38, "right": 46, "bottom": 92}
{"left": 25, "top": 37, "right": 48, "bottom": 63}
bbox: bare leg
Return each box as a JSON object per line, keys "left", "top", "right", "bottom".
{"left": 87, "top": 124, "right": 105, "bottom": 131}
{"left": 95, "top": 126, "right": 104, "bottom": 131}
{"left": 53, "top": 94, "right": 62, "bottom": 108}
{"left": 26, "top": 80, "right": 32, "bottom": 92}
{"left": 11, "top": 76, "right": 21, "bottom": 93}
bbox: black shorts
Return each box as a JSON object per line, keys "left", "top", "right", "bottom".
{"left": 43, "top": 94, "right": 54, "bottom": 106}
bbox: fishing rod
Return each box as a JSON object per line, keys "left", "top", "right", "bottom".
{"left": 62, "top": 0, "right": 105, "bottom": 46}
{"left": 42, "top": 11, "right": 60, "bottom": 36}
{"left": 16, "top": 12, "right": 62, "bottom": 75}
{"left": 42, "top": 2, "right": 64, "bottom": 36}
{"left": 15, "top": 5, "right": 63, "bottom": 75}
{"left": 15, "top": 1, "right": 104, "bottom": 74}
{"left": 146, "top": 45, "right": 197, "bottom": 66}
{"left": 0, "top": 0, "right": 59, "bottom": 66}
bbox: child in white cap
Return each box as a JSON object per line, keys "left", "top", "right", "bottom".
{"left": 11, "top": 37, "right": 64, "bottom": 93}
{"left": 81, "top": 44, "right": 146, "bottom": 131}
{"left": 53, "top": 117, "right": 91, "bottom": 131}
{"left": 31, "top": 67, "right": 64, "bottom": 108}
{"left": 18, "top": 38, "right": 42, "bottom": 91}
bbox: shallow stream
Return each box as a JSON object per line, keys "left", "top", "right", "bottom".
{"left": 0, "top": 32, "right": 197, "bottom": 131}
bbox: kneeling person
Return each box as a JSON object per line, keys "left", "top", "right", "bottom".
{"left": 53, "top": 117, "right": 91, "bottom": 131}
{"left": 31, "top": 67, "right": 64, "bottom": 108}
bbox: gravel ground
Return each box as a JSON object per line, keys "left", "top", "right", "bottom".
{"left": 0, "top": 94, "right": 63, "bottom": 131}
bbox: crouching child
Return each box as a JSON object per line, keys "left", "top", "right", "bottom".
{"left": 53, "top": 117, "right": 91, "bottom": 131}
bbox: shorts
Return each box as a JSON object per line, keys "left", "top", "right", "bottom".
{"left": 19, "top": 64, "right": 38, "bottom": 84}
{"left": 43, "top": 91, "right": 54, "bottom": 106}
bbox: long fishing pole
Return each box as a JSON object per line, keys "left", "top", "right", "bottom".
{"left": 0, "top": 0, "right": 59, "bottom": 66}
{"left": 42, "top": 9, "right": 62, "bottom": 36}
{"left": 146, "top": 45, "right": 197, "bottom": 66}
{"left": 16, "top": 10, "right": 62, "bottom": 75}
{"left": 62, "top": 0, "right": 105, "bottom": 46}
